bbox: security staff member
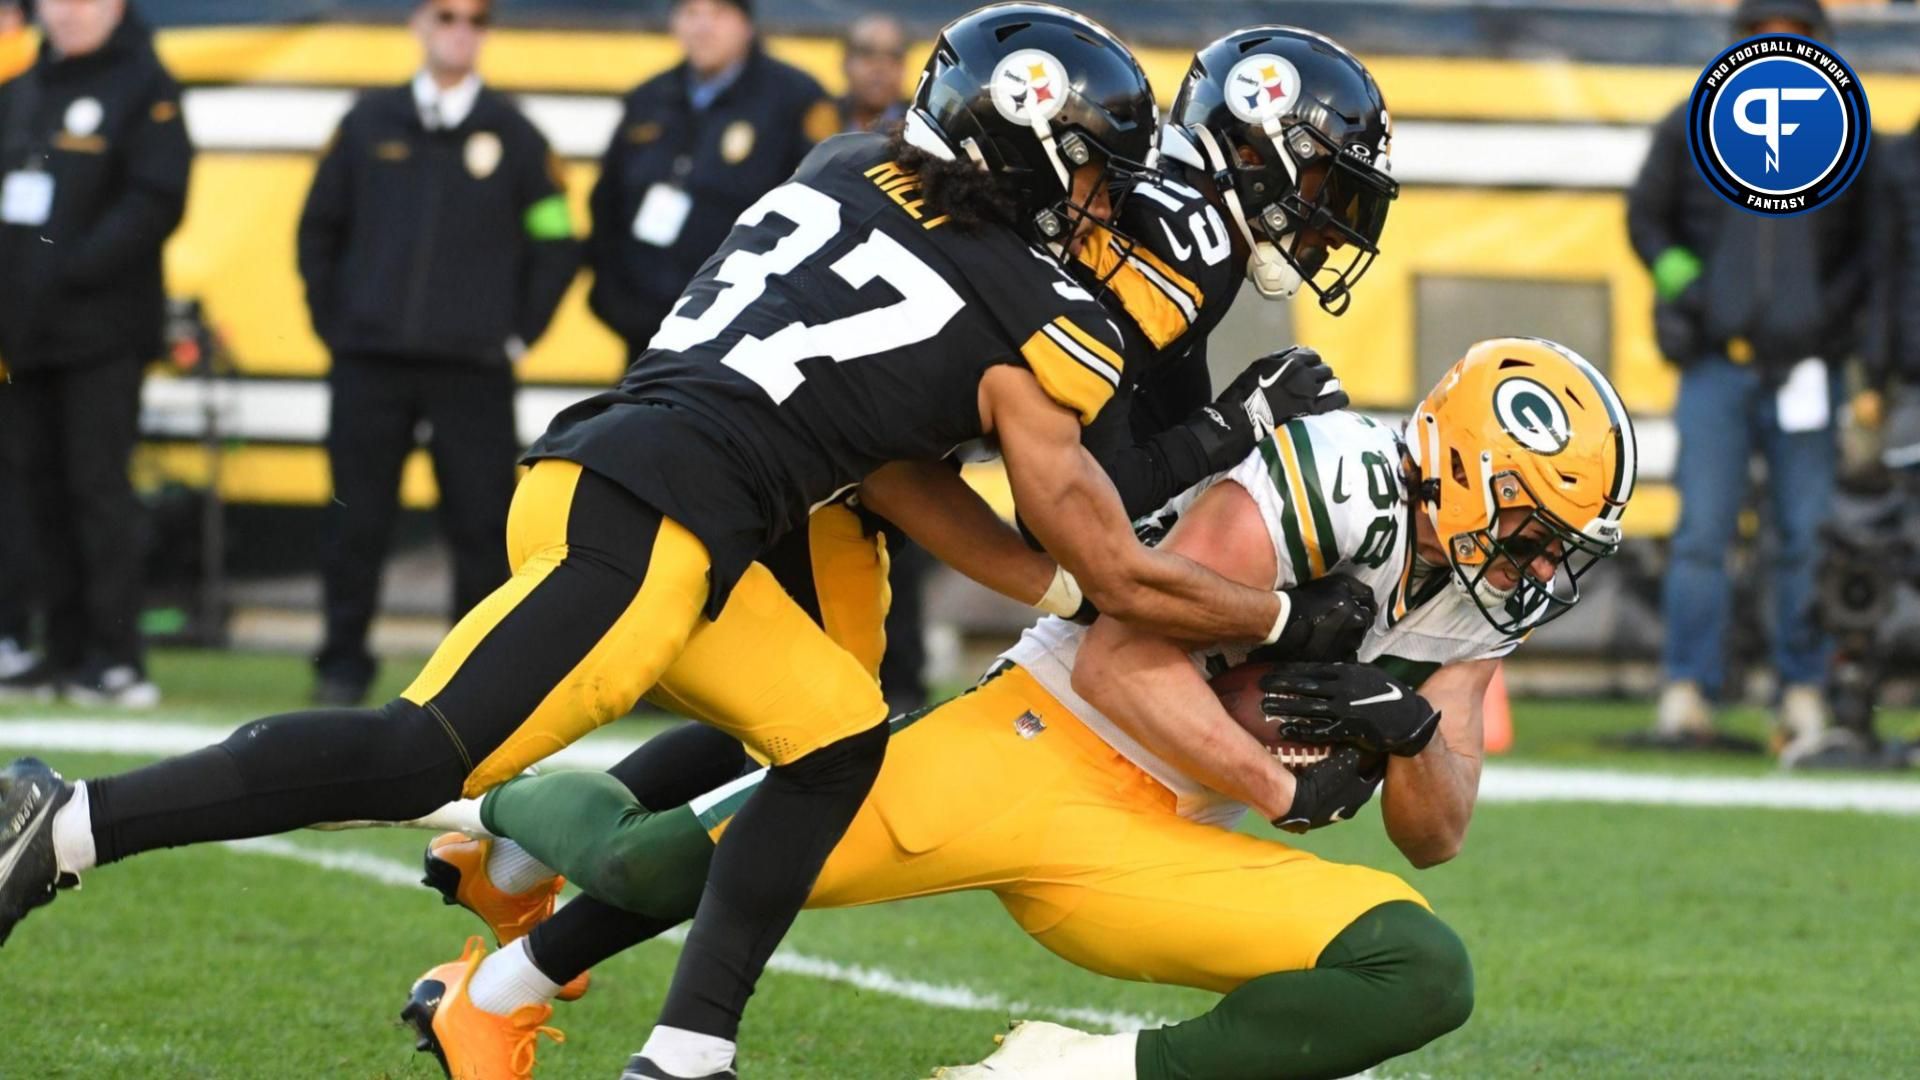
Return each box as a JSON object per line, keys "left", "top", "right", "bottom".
{"left": 0, "top": 0, "right": 190, "bottom": 707}
{"left": 586, "top": 0, "right": 836, "bottom": 358}
{"left": 298, "top": 0, "right": 579, "bottom": 706}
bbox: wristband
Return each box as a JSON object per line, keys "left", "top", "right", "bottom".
{"left": 1038, "top": 566, "right": 1086, "bottom": 618}
{"left": 1260, "top": 590, "right": 1293, "bottom": 646}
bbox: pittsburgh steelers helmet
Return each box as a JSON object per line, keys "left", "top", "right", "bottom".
{"left": 1162, "top": 26, "right": 1398, "bottom": 315}
{"left": 1406, "top": 338, "right": 1637, "bottom": 633}
{"left": 905, "top": 3, "right": 1157, "bottom": 248}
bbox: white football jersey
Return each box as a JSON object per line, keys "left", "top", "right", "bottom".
{"left": 1001, "top": 410, "right": 1540, "bottom": 826}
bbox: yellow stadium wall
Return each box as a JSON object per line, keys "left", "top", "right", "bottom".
{"left": 134, "top": 25, "right": 1915, "bottom": 529}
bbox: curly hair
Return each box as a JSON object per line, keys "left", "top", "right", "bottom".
{"left": 883, "top": 130, "right": 1019, "bottom": 232}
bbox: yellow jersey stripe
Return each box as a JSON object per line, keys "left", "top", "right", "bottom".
{"left": 1050, "top": 317, "right": 1125, "bottom": 381}
{"left": 1021, "top": 328, "right": 1117, "bottom": 425}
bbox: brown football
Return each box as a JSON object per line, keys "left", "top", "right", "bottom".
{"left": 1210, "top": 660, "right": 1333, "bottom": 772}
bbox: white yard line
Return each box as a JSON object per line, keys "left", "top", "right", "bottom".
{"left": 225, "top": 835, "right": 1167, "bottom": 1033}
{"left": 13, "top": 716, "right": 1920, "bottom": 816}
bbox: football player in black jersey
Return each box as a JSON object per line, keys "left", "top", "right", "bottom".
{"left": 0, "top": 8, "right": 1341, "bottom": 1080}
{"left": 352, "top": 23, "right": 1410, "bottom": 1080}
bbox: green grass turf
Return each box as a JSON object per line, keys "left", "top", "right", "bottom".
{"left": 4, "top": 652, "right": 1919, "bottom": 1077}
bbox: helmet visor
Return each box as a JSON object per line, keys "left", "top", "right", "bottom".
{"left": 1263, "top": 124, "right": 1398, "bottom": 315}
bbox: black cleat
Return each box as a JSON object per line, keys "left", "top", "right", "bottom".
{"left": 0, "top": 757, "right": 77, "bottom": 947}
{"left": 399, "top": 972, "right": 454, "bottom": 1078}
{"left": 620, "top": 1055, "right": 737, "bottom": 1080}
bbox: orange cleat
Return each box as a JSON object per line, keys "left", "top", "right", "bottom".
{"left": 402, "top": 937, "right": 565, "bottom": 1080}
{"left": 422, "top": 833, "right": 592, "bottom": 1001}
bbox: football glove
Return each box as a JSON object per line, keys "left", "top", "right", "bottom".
{"left": 1257, "top": 662, "right": 1441, "bottom": 757}
{"left": 1272, "top": 745, "right": 1385, "bottom": 832}
{"left": 1183, "top": 347, "right": 1350, "bottom": 472}
{"left": 1255, "top": 574, "right": 1375, "bottom": 663}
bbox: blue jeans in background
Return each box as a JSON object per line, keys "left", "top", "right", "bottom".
{"left": 1660, "top": 355, "right": 1837, "bottom": 698}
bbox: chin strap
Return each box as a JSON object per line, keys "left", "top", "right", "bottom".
{"left": 1191, "top": 125, "right": 1302, "bottom": 302}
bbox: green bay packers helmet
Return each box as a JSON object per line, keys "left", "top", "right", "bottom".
{"left": 905, "top": 3, "right": 1157, "bottom": 249}
{"left": 1407, "top": 338, "right": 1637, "bottom": 633}
{"left": 1162, "top": 26, "right": 1398, "bottom": 315}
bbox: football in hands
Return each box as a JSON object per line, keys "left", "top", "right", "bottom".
{"left": 1210, "top": 661, "right": 1332, "bottom": 771}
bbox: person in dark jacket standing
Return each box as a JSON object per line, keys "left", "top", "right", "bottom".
{"left": 0, "top": 0, "right": 191, "bottom": 707}
{"left": 299, "top": 0, "right": 579, "bottom": 705}
{"left": 1625, "top": 0, "right": 1869, "bottom": 763}
{"left": 586, "top": 0, "right": 835, "bottom": 359}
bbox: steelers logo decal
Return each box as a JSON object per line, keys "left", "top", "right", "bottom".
{"left": 1493, "top": 377, "right": 1572, "bottom": 456}
{"left": 464, "top": 131, "right": 502, "bottom": 179}
{"left": 991, "top": 49, "right": 1070, "bottom": 126}
{"left": 1225, "top": 54, "right": 1302, "bottom": 125}
{"left": 65, "top": 96, "right": 104, "bottom": 137}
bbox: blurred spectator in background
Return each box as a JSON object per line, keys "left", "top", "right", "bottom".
{"left": 836, "top": 13, "right": 906, "bottom": 134}
{"left": 298, "top": 0, "right": 579, "bottom": 705}
{"left": 586, "top": 0, "right": 835, "bottom": 358}
{"left": 0, "top": 0, "right": 31, "bottom": 676}
{"left": 1626, "top": 0, "right": 1870, "bottom": 763}
{"left": 0, "top": 0, "right": 190, "bottom": 708}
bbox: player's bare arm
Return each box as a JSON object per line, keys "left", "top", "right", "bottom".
{"left": 1382, "top": 657, "right": 1494, "bottom": 868}
{"left": 1071, "top": 478, "right": 1298, "bottom": 820}
{"left": 856, "top": 460, "right": 1064, "bottom": 614}
{"left": 980, "top": 364, "right": 1285, "bottom": 643}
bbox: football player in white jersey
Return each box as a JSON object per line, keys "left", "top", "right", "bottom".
{"left": 398, "top": 337, "right": 1637, "bottom": 1080}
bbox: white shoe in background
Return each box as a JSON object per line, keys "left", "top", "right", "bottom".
{"left": 0, "top": 638, "right": 37, "bottom": 682}
{"left": 1655, "top": 680, "right": 1714, "bottom": 738}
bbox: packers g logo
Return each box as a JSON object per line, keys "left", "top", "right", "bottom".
{"left": 1224, "top": 54, "right": 1301, "bottom": 125}
{"left": 1493, "top": 378, "right": 1571, "bottom": 456}
{"left": 992, "top": 50, "right": 1070, "bottom": 125}
{"left": 1687, "top": 34, "right": 1869, "bottom": 216}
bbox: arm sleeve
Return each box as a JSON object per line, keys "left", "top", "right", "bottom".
{"left": 513, "top": 130, "right": 581, "bottom": 346}
{"left": 297, "top": 111, "right": 355, "bottom": 343}
{"left": 59, "top": 77, "right": 193, "bottom": 288}
{"left": 1624, "top": 109, "right": 1687, "bottom": 270}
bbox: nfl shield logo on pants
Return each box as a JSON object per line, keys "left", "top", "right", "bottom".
{"left": 1013, "top": 710, "right": 1047, "bottom": 740}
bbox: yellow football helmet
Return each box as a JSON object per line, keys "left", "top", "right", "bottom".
{"left": 1406, "top": 337, "right": 1637, "bottom": 632}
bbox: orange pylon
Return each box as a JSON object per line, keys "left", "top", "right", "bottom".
{"left": 1483, "top": 662, "right": 1514, "bottom": 754}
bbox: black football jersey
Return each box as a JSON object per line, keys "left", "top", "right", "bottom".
{"left": 531, "top": 133, "right": 1128, "bottom": 610}
{"left": 1080, "top": 170, "right": 1242, "bottom": 372}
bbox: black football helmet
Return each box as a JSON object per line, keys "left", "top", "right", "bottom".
{"left": 906, "top": 3, "right": 1157, "bottom": 252}
{"left": 1162, "top": 27, "right": 1398, "bottom": 315}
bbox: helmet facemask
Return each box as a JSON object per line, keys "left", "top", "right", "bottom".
{"left": 1192, "top": 119, "right": 1395, "bottom": 315}
{"left": 1438, "top": 459, "right": 1621, "bottom": 635}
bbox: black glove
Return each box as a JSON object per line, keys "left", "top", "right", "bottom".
{"left": 1182, "top": 347, "right": 1350, "bottom": 472}
{"left": 1255, "top": 574, "right": 1375, "bottom": 664}
{"left": 1257, "top": 662, "right": 1441, "bottom": 757}
{"left": 1272, "top": 745, "right": 1385, "bottom": 832}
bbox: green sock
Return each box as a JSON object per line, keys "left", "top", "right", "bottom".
{"left": 1136, "top": 900, "right": 1474, "bottom": 1080}
{"left": 480, "top": 770, "right": 715, "bottom": 921}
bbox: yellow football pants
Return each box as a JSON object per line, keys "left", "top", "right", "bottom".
{"left": 698, "top": 664, "right": 1428, "bottom": 992}
{"left": 401, "top": 460, "right": 888, "bottom": 795}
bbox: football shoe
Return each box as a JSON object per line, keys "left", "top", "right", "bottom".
{"left": 619, "top": 1055, "right": 738, "bottom": 1080}
{"left": 0, "top": 757, "right": 77, "bottom": 946}
{"left": 931, "top": 1020, "right": 1136, "bottom": 1079}
{"left": 422, "top": 832, "right": 590, "bottom": 1001}
{"left": 402, "top": 936, "right": 564, "bottom": 1080}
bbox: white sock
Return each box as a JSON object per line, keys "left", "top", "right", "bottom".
{"left": 639, "top": 1025, "right": 736, "bottom": 1076}
{"left": 465, "top": 937, "right": 563, "bottom": 1016}
{"left": 485, "top": 838, "right": 557, "bottom": 894}
{"left": 403, "top": 797, "right": 492, "bottom": 837}
{"left": 50, "top": 781, "right": 96, "bottom": 877}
